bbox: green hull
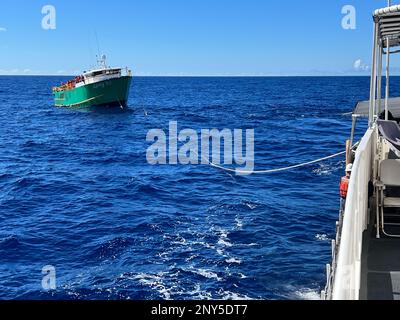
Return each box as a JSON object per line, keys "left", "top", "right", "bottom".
{"left": 53, "top": 76, "right": 132, "bottom": 108}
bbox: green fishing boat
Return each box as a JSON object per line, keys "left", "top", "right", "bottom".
{"left": 53, "top": 55, "right": 132, "bottom": 108}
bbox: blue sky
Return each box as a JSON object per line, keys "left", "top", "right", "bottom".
{"left": 0, "top": 0, "right": 396, "bottom": 76}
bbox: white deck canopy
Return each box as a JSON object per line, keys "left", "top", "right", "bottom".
{"left": 375, "top": 4, "right": 400, "bottom": 48}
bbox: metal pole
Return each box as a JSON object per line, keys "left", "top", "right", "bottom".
{"left": 350, "top": 115, "right": 357, "bottom": 150}
{"left": 377, "top": 42, "right": 383, "bottom": 116}
{"left": 385, "top": 37, "right": 390, "bottom": 121}
{"left": 369, "top": 22, "right": 378, "bottom": 127}
{"left": 385, "top": 2, "right": 392, "bottom": 120}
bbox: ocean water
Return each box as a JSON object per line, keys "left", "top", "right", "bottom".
{"left": 0, "top": 76, "right": 373, "bottom": 300}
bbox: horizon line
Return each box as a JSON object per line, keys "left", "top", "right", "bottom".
{"left": 0, "top": 73, "right": 384, "bottom": 77}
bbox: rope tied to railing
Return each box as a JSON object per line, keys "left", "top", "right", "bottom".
{"left": 199, "top": 142, "right": 360, "bottom": 175}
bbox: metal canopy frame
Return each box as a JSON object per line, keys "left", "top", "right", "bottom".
{"left": 369, "top": 3, "right": 400, "bottom": 127}
{"left": 375, "top": 4, "right": 400, "bottom": 45}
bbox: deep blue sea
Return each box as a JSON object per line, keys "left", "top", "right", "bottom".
{"left": 0, "top": 76, "right": 372, "bottom": 300}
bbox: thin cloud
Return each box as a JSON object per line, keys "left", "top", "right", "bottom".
{"left": 353, "top": 59, "right": 370, "bottom": 72}
{"left": 0, "top": 27, "right": 7, "bottom": 32}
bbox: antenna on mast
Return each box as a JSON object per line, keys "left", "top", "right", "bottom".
{"left": 94, "top": 31, "right": 107, "bottom": 69}
{"left": 95, "top": 31, "right": 101, "bottom": 58}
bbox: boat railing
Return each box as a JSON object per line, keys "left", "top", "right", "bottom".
{"left": 326, "top": 128, "right": 375, "bottom": 300}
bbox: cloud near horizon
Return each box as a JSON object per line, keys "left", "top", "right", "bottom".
{"left": 353, "top": 59, "right": 370, "bottom": 72}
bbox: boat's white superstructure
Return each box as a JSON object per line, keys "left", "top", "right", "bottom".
{"left": 323, "top": 2, "right": 400, "bottom": 300}
{"left": 81, "top": 55, "right": 131, "bottom": 86}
